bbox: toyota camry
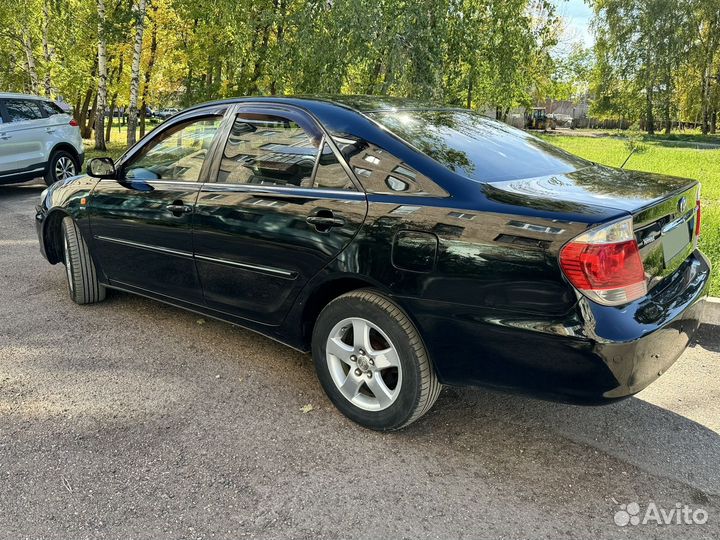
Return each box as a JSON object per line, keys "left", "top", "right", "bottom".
{"left": 35, "top": 96, "right": 710, "bottom": 430}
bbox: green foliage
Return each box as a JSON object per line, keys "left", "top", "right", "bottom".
{"left": 0, "top": 0, "right": 564, "bottom": 114}
{"left": 589, "top": 0, "right": 720, "bottom": 134}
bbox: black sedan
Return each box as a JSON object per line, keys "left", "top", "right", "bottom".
{"left": 35, "top": 96, "right": 710, "bottom": 430}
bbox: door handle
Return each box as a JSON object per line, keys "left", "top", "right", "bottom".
{"left": 45, "top": 128, "right": 56, "bottom": 133}
{"left": 166, "top": 203, "right": 193, "bottom": 215}
{"left": 0, "top": 134, "right": 10, "bottom": 140}
{"left": 306, "top": 210, "right": 345, "bottom": 232}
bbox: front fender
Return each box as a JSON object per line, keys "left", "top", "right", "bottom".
{"left": 37, "top": 175, "right": 100, "bottom": 263}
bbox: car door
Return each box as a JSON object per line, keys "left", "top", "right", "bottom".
{"left": 193, "top": 105, "right": 368, "bottom": 325}
{"left": 88, "top": 106, "right": 228, "bottom": 303}
{"left": 0, "top": 97, "right": 48, "bottom": 179}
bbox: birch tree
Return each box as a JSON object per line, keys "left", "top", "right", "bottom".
{"left": 95, "top": 0, "right": 108, "bottom": 151}
{"left": 127, "top": 0, "right": 147, "bottom": 146}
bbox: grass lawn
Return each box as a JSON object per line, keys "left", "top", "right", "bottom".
{"left": 541, "top": 133, "right": 719, "bottom": 296}
{"left": 82, "top": 125, "right": 719, "bottom": 296}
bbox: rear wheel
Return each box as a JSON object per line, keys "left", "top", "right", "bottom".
{"left": 312, "top": 290, "right": 441, "bottom": 430}
{"left": 61, "top": 217, "right": 106, "bottom": 304}
{"left": 44, "top": 150, "right": 78, "bottom": 186}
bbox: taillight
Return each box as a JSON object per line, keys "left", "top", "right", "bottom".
{"left": 695, "top": 189, "right": 701, "bottom": 237}
{"left": 69, "top": 119, "right": 79, "bottom": 127}
{"left": 559, "top": 217, "right": 647, "bottom": 306}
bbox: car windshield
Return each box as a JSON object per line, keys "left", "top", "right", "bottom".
{"left": 369, "top": 109, "right": 592, "bottom": 183}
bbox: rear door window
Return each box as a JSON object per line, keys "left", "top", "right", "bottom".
{"left": 3, "top": 99, "right": 45, "bottom": 122}
{"left": 218, "top": 112, "right": 321, "bottom": 188}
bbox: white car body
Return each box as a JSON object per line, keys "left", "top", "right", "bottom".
{"left": 0, "top": 92, "right": 84, "bottom": 186}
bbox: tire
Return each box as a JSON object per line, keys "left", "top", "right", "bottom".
{"left": 61, "top": 216, "right": 106, "bottom": 304}
{"left": 44, "top": 150, "right": 79, "bottom": 186}
{"left": 312, "top": 289, "right": 441, "bottom": 430}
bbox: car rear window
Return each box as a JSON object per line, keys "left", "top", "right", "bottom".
{"left": 368, "top": 109, "right": 592, "bottom": 183}
{"left": 40, "top": 100, "right": 65, "bottom": 116}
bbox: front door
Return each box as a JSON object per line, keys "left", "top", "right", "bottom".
{"left": 88, "top": 108, "right": 227, "bottom": 302}
{"left": 193, "top": 106, "right": 367, "bottom": 325}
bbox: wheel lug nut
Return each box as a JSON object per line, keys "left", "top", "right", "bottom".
{"left": 359, "top": 349, "right": 365, "bottom": 355}
{"left": 369, "top": 359, "right": 374, "bottom": 366}
{"left": 350, "top": 355, "right": 357, "bottom": 362}
{"left": 354, "top": 369, "right": 362, "bottom": 376}
{"left": 366, "top": 372, "right": 372, "bottom": 378}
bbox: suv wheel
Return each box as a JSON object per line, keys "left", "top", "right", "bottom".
{"left": 45, "top": 150, "right": 78, "bottom": 186}
{"left": 61, "top": 217, "right": 106, "bottom": 304}
{"left": 312, "top": 290, "right": 441, "bottom": 430}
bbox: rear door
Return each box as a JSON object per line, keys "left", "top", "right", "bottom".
{"left": 193, "top": 104, "right": 368, "bottom": 325}
{"left": 88, "top": 106, "right": 228, "bottom": 302}
{"left": 0, "top": 97, "right": 48, "bottom": 179}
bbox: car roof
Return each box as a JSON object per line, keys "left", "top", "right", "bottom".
{"left": 183, "top": 94, "right": 445, "bottom": 116}
{"left": 0, "top": 92, "right": 51, "bottom": 101}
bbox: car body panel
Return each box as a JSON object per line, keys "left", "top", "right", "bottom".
{"left": 87, "top": 179, "right": 205, "bottom": 302}
{"left": 193, "top": 184, "right": 368, "bottom": 325}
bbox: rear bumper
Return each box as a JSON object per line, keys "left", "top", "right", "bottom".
{"left": 399, "top": 249, "right": 711, "bottom": 403}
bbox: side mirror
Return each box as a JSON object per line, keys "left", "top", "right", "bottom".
{"left": 87, "top": 157, "right": 117, "bottom": 179}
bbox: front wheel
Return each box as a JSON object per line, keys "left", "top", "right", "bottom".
{"left": 61, "top": 217, "right": 106, "bottom": 304}
{"left": 312, "top": 290, "right": 441, "bottom": 430}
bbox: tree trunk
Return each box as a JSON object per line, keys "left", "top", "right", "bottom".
{"left": 85, "top": 93, "right": 98, "bottom": 139}
{"left": 95, "top": 0, "right": 108, "bottom": 151}
{"left": 42, "top": 0, "right": 53, "bottom": 96}
{"left": 466, "top": 74, "right": 473, "bottom": 109}
{"left": 249, "top": 22, "right": 272, "bottom": 94}
{"left": 700, "top": 15, "right": 719, "bottom": 135}
{"left": 645, "top": 86, "right": 655, "bottom": 135}
{"left": 105, "top": 58, "right": 124, "bottom": 142}
{"left": 78, "top": 88, "right": 93, "bottom": 137}
{"left": 127, "top": 0, "right": 147, "bottom": 147}
{"left": 139, "top": 4, "right": 158, "bottom": 138}
{"left": 22, "top": 33, "right": 39, "bottom": 94}
{"left": 269, "top": 0, "right": 285, "bottom": 96}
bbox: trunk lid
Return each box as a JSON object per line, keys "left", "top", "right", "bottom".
{"left": 491, "top": 165, "right": 700, "bottom": 292}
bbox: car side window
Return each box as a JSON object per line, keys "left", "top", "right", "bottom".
{"left": 314, "top": 141, "right": 356, "bottom": 190}
{"left": 333, "top": 135, "right": 447, "bottom": 196}
{"left": 4, "top": 99, "right": 44, "bottom": 122}
{"left": 218, "top": 112, "right": 321, "bottom": 187}
{"left": 123, "top": 116, "right": 222, "bottom": 182}
{"left": 40, "top": 101, "right": 64, "bottom": 117}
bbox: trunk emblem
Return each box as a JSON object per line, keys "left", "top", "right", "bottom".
{"left": 677, "top": 197, "right": 687, "bottom": 213}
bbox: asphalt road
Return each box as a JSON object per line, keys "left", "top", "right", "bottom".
{"left": 1, "top": 180, "right": 719, "bottom": 540}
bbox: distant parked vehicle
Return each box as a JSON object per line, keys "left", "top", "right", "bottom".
{"left": 154, "top": 108, "right": 180, "bottom": 121}
{"left": 0, "top": 92, "right": 84, "bottom": 186}
{"left": 526, "top": 107, "right": 556, "bottom": 130}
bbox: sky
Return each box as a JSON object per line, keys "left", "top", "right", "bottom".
{"left": 553, "top": 0, "right": 594, "bottom": 48}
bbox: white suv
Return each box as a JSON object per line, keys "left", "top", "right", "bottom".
{"left": 0, "top": 92, "right": 84, "bottom": 186}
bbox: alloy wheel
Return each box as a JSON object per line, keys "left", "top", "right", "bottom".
{"left": 325, "top": 317, "right": 402, "bottom": 411}
{"left": 55, "top": 156, "right": 76, "bottom": 181}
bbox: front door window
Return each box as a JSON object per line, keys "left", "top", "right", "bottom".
{"left": 123, "top": 116, "right": 222, "bottom": 182}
